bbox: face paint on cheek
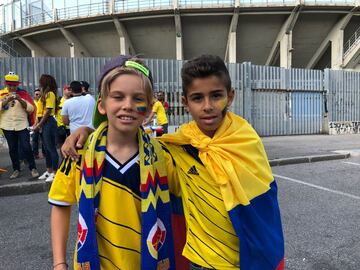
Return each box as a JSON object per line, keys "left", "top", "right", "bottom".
{"left": 218, "top": 97, "right": 228, "bottom": 111}
{"left": 219, "top": 97, "right": 228, "bottom": 116}
{"left": 136, "top": 101, "right": 147, "bottom": 115}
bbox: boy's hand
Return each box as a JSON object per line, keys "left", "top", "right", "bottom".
{"left": 61, "top": 126, "right": 93, "bottom": 160}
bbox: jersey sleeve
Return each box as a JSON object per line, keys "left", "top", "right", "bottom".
{"left": 48, "top": 157, "right": 79, "bottom": 206}
{"left": 152, "top": 101, "right": 159, "bottom": 113}
{"left": 161, "top": 143, "right": 181, "bottom": 197}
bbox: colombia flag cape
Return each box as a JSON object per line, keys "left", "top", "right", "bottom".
{"left": 161, "top": 112, "right": 284, "bottom": 270}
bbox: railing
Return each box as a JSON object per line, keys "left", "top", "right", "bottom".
{"left": 0, "top": 39, "right": 22, "bottom": 57}
{"left": 56, "top": 2, "right": 109, "bottom": 21}
{"left": 344, "top": 25, "right": 360, "bottom": 58}
{"left": 0, "top": 0, "right": 358, "bottom": 35}
{"left": 303, "top": 0, "right": 354, "bottom": 4}
{"left": 22, "top": 10, "right": 53, "bottom": 28}
{"left": 114, "top": 0, "right": 172, "bottom": 12}
{"left": 178, "top": 0, "right": 234, "bottom": 8}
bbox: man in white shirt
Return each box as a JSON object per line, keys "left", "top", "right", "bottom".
{"left": 61, "top": 81, "right": 95, "bottom": 133}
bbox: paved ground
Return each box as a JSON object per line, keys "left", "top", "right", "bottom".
{"left": 274, "top": 155, "right": 360, "bottom": 270}
{"left": 262, "top": 134, "right": 360, "bottom": 160}
{"left": 0, "top": 133, "right": 359, "bottom": 269}
{"left": 1, "top": 155, "right": 360, "bottom": 269}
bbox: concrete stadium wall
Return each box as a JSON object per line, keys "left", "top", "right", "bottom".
{"left": 1, "top": 3, "right": 359, "bottom": 69}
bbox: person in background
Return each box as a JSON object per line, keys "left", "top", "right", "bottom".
{"left": 157, "top": 90, "right": 169, "bottom": 114}
{"left": 0, "top": 72, "right": 39, "bottom": 179}
{"left": 32, "top": 88, "right": 46, "bottom": 159}
{"left": 80, "top": 80, "right": 91, "bottom": 96}
{"left": 57, "top": 85, "right": 71, "bottom": 157}
{"left": 61, "top": 81, "right": 95, "bottom": 133}
{"left": 34, "top": 74, "right": 59, "bottom": 183}
{"left": 143, "top": 95, "right": 169, "bottom": 135}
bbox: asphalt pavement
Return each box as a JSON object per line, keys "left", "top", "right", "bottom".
{"left": 1, "top": 151, "right": 360, "bottom": 269}
{"left": 0, "top": 133, "right": 358, "bottom": 196}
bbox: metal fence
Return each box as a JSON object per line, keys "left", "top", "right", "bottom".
{"left": 325, "top": 69, "right": 360, "bottom": 122}
{"left": 1, "top": 57, "right": 358, "bottom": 136}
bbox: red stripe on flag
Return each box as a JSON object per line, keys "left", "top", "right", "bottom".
{"left": 276, "top": 257, "right": 285, "bottom": 270}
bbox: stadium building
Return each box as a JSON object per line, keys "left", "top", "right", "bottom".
{"left": 0, "top": 0, "right": 359, "bottom": 70}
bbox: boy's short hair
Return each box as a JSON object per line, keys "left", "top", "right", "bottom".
{"left": 69, "top": 81, "right": 82, "bottom": 94}
{"left": 181, "top": 55, "right": 231, "bottom": 96}
{"left": 99, "top": 58, "right": 153, "bottom": 105}
{"left": 93, "top": 55, "right": 154, "bottom": 128}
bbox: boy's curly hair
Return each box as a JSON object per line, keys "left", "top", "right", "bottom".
{"left": 181, "top": 55, "right": 232, "bottom": 97}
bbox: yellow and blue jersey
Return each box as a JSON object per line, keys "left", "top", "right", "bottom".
{"left": 163, "top": 143, "right": 240, "bottom": 269}
{"left": 49, "top": 150, "right": 143, "bottom": 269}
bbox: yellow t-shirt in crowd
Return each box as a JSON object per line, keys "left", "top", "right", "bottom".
{"left": 35, "top": 99, "right": 43, "bottom": 118}
{"left": 152, "top": 100, "right": 168, "bottom": 125}
{"left": 45, "top": 91, "right": 56, "bottom": 116}
{"left": 0, "top": 87, "right": 34, "bottom": 131}
{"left": 57, "top": 96, "right": 69, "bottom": 127}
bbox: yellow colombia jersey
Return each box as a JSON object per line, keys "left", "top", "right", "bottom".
{"left": 48, "top": 150, "right": 143, "bottom": 270}
{"left": 163, "top": 143, "right": 240, "bottom": 270}
{"left": 45, "top": 91, "right": 56, "bottom": 116}
{"left": 152, "top": 100, "right": 168, "bottom": 125}
{"left": 57, "top": 96, "right": 68, "bottom": 127}
{"left": 35, "top": 99, "right": 43, "bottom": 118}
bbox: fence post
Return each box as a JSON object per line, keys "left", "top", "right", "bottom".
{"left": 322, "top": 69, "right": 330, "bottom": 134}
{"left": 243, "top": 62, "right": 252, "bottom": 124}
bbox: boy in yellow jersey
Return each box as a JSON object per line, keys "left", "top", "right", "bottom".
{"left": 57, "top": 85, "right": 71, "bottom": 152}
{"left": 48, "top": 56, "right": 175, "bottom": 270}
{"left": 143, "top": 97, "right": 168, "bottom": 134}
{"left": 62, "top": 55, "right": 285, "bottom": 270}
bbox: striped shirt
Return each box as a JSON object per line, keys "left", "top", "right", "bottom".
{"left": 49, "top": 150, "right": 142, "bottom": 270}
{"left": 164, "top": 143, "right": 240, "bottom": 270}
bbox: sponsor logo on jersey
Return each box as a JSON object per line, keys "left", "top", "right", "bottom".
{"left": 187, "top": 165, "right": 199, "bottom": 175}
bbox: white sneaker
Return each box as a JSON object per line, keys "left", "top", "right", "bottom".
{"left": 45, "top": 173, "right": 55, "bottom": 182}
{"left": 38, "top": 171, "right": 50, "bottom": 180}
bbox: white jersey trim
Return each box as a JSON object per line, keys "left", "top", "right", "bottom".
{"left": 48, "top": 198, "right": 73, "bottom": 206}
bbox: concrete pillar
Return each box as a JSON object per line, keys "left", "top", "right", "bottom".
{"left": 225, "top": 8, "right": 239, "bottom": 63}
{"left": 174, "top": 13, "right": 183, "bottom": 60}
{"left": 19, "top": 37, "right": 49, "bottom": 57}
{"left": 113, "top": 19, "right": 135, "bottom": 55}
{"left": 331, "top": 30, "right": 344, "bottom": 69}
{"left": 109, "top": 0, "right": 115, "bottom": 14}
{"left": 280, "top": 32, "right": 293, "bottom": 68}
{"left": 266, "top": 7, "right": 300, "bottom": 67}
{"left": 228, "top": 32, "right": 236, "bottom": 63}
{"left": 60, "top": 28, "right": 91, "bottom": 58}
{"left": 307, "top": 14, "right": 352, "bottom": 69}
{"left": 176, "top": 35, "right": 183, "bottom": 60}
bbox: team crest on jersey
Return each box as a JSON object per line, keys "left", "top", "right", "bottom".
{"left": 147, "top": 218, "right": 167, "bottom": 259}
{"left": 77, "top": 214, "right": 88, "bottom": 251}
